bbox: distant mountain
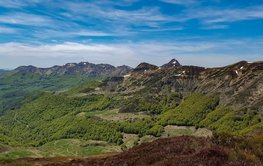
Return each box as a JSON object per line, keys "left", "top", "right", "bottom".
{"left": 133, "top": 62, "right": 159, "bottom": 73}
{"left": 161, "top": 58, "right": 181, "bottom": 68}
{"left": 2, "top": 59, "right": 262, "bottom": 113}
{"left": 0, "top": 62, "right": 131, "bottom": 115}
{"left": 15, "top": 62, "right": 132, "bottom": 77}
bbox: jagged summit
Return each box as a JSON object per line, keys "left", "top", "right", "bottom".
{"left": 133, "top": 62, "right": 159, "bottom": 72}
{"left": 161, "top": 59, "right": 181, "bottom": 68}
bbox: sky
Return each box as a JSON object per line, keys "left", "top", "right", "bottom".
{"left": 0, "top": 0, "right": 263, "bottom": 69}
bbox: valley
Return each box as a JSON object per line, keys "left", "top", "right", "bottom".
{"left": 0, "top": 60, "right": 262, "bottom": 165}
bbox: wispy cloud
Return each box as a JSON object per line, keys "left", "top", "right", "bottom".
{"left": 0, "top": 0, "right": 263, "bottom": 69}
{"left": 32, "top": 29, "right": 118, "bottom": 39}
{"left": 0, "top": 39, "right": 262, "bottom": 68}
{"left": 182, "top": 5, "right": 263, "bottom": 24}
{"left": 0, "top": 0, "right": 43, "bottom": 8}
{"left": 0, "top": 27, "right": 17, "bottom": 34}
{"left": 160, "top": 0, "right": 198, "bottom": 6}
{"left": 1, "top": 0, "right": 262, "bottom": 42}
{"left": 61, "top": 1, "right": 171, "bottom": 27}
{"left": 0, "top": 0, "right": 26, "bottom": 8}
{"left": 0, "top": 13, "right": 53, "bottom": 26}
{"left": 201, "top": 24, "right": 229, "bottom": 30}
{"left": 138, "top": 26, "right": 183, "bottom": 32}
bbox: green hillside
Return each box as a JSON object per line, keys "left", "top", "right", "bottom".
{"left": 0, "top": 71, "right": 102, "bottom": 115}
{"left": 0, "top": 78, "right": 262, "bottom": 161}
{"left": 0, "top": 61, "right": 262, "bottom": 163}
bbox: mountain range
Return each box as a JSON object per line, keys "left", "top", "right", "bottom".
{"left": 15, "top": 62, "right": 132, "bottom": 77}
{"left": 0, "top": 59, "right": 262, "bottom": 165}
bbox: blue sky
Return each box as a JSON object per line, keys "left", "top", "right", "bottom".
{"left": 0, "top": 0, "right": 263, "bottom": 69}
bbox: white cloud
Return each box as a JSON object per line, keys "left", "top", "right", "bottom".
{"left": 183, "top": 5, "right": 263, "bottom": 24}
{"left": 59, "top": 1, "right": 263, "bottom": 31}
{"left": 0, "top": 13, "right": 53, "bottom": 26}
{"left": 31, "top": 29, "right": 118, "bottom": 40}
{"left": 160, "top": 0, "right": 197, "bottom": 6}
{"left": 0, "top": 27, "right": 17, "bottom": 34}
{"left": 0, "top": 0, "right": 46, "bottom": 8}
{"left": 138, "top": 27, "right": 183, "bottom": 32}
{"left": 0, "top": 0, "right": 26, "bottom": 8}
{"left": 61, "top": 2, "right": 172, "bottom": 27}
{"left": 70, "top": 31, "right": 115, "bottom": 37}
{"left": 201, "top": 24, "right": 229, "bottom": 30}
{"left": 0, "top": 39, "right": 262, "bottom": 68}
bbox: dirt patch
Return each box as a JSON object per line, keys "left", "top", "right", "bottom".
{"left": 76, "top": 112, "right": 85, "bottom": 117}
{"left": 0, "top": 145, "right": 8, "bottom": 153}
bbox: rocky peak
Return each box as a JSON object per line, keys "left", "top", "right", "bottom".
{"left": 161, "top": 59, "right": 181, "bottom": 68}
{"left": 133, "top": 63, "right": 159, "bottom": 72}
{"left": 15, "top": 65, "right": 37, "bottom": 73}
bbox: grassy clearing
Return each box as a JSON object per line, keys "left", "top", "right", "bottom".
{"left": 85, "top": 109, "right": 151, "bottom": 122}
{"left": 0, "top": 149, "right": 35, "bottom": 160}
{"left": 193, "top": 128, "right": 213, "bottom": 137}
{"left": 0, "top": 139, "right": 121, "bottom": 160}
{"left": 85, "top": 109, "right": 119, "bottom": 119}
{"left": 138, "top": 135, "right": 157, "bottom": 144}
{"left": 162, "top": 125, "right": 212, "bottom": 138}
{"left": 122, "top": 134, "right": 139, "bottom": 149}
{"left": 39, "top": 139, "right": 121, "bottom": 157}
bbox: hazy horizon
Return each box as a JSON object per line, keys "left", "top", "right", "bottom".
{"left": 2, "top": 59, "right": 263, "bottom": 70}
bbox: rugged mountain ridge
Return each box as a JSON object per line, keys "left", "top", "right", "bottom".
{"left": 0, "top": 59, "right": 262, "bottom": 164}
{"left": 11, "top": 59, "right": 263, "bottom": 112}
{"left": 15, "top": 62, "right": 132, "bottom": 77}
{"left": 98, "top": 59, "right": 263, "bottom": 113}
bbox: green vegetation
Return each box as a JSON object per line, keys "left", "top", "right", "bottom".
{"left": 159, "top": 93, "right": 219, "bottom": 126}
{"left": 1, "top": 88, "right": 261, "bottom": 149}
{"left": 119, "top": 92, "right": 181, "bottom": 114}
{"left": 207, "top": 110, "right": 262, "bottom": 134}
{"left": 118, "top": 118, "right": 158, "bottom": 137}
{"left": 0, "top": 93, "right": 122, "bottom": 146}
{"left": 162, "top": 125, "right": 212, "bottom": 137}
{"left": 65, "top": 80, "right": 102, "bottom": 95}
{"left": 158, "top": 93, "right": 262, "bottom": 136}
{"left": 0, "top": 72, "right": 262, "bottom": 161}
{"left": 0, "top": 150, "right": 34, "bottom": 160}
{"left": 0, "top": 71, "right": 102, "bottom": 115}
{"left": 147, "top": 125, "right": 164, "bottom": 137}
{"left": 0, "top": 139, "right": 121, "bottom": 160}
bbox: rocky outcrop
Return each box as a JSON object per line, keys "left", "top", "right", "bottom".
{"left": 97, "top": 60, "right": 263, "bottom": 113}
{"left": 161, "top": 58, "right": 181, "bottom": 68}
{"left": 133, "top": 63, "right": 159, "bottom": 73}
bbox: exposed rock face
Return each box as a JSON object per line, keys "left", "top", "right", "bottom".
{"left": 15, "top": 62, "right": 132, "bottom": 77}
{"left": 112, "top": 65, "right": 133, "bottom": 76}
{"left": 133, "top": 63, "right": 159, "bottom": 73}
{"left": 197, "top": 61, "right": 263, "bottom": 112}
{"left": 161, "top": 58, "right": 181, "bottom": 68}
{"left": 14, "top": 60, "right": 263, "bottom": 112}
{"left": 98, "top": 60, "right": 263, "bottom": 113}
